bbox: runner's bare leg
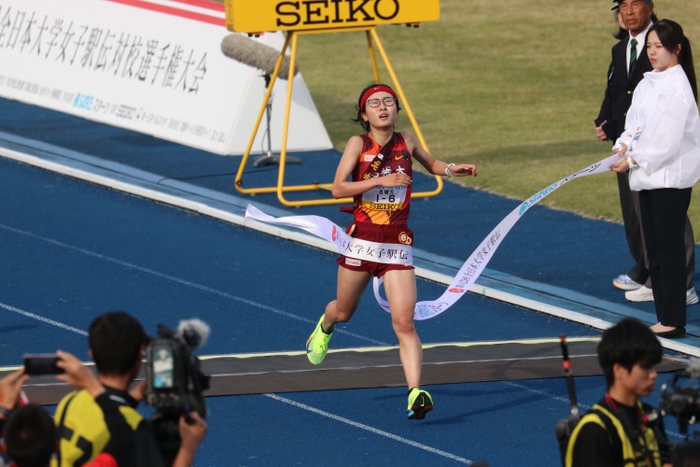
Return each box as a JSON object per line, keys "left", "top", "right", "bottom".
{"left": 323, "top": 266, "right": 371, "bottom": 331}
{"left": 383, "top": 268, "right": 421, "bottom": 389}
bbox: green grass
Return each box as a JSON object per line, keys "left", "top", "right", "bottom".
{"left": 290, "top": 0, "right": 700, "bottom": 224}
{"left": 221, "top": 0, "right": 700, "bottom": 225}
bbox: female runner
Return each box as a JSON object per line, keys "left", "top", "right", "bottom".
{"left": 306, "top": 83, "right": 477, "bottom": 419}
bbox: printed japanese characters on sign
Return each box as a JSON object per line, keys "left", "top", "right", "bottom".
{"left": 0, "top": 6, "right": 208, "bottom": 95}
{"left": 225, "top": 0, "right": 440, "bottom": 33}
{"left": 0, "top": 0, "right": 333, "bottom": 155}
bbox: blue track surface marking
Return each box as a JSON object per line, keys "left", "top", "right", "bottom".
{"left": 0, "top": 98, "right": 694, "bottom": 466}
{"left": 0, "top": 152, "right": 612, "bottom": 466}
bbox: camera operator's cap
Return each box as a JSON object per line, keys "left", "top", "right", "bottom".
{"left": 611, "top": 0, "right": 652, "bottom": 10}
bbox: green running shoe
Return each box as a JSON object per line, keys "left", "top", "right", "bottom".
{"left": 407, "top": 388, "right": 433, "bottom": 420}
{"left": 306, "top": 315, "right": 333, "bottom": 365}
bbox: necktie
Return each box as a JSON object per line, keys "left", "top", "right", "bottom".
{"left": 629, "top": 38, "right": 638, "bottom": 78}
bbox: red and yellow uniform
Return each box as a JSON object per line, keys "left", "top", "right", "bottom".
{"left": 338, "top": 132, "right": 414, "bottom": 277}
{"left": 352, "top": 133, "right": 413, "bottom": 225}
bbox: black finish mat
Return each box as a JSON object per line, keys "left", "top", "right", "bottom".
{"left": 2, "top": 338, "right": 685, "bottom": 405}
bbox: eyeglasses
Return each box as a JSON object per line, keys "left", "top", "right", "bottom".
{"left": 366, "top": 97, "right": 397, "bottom": 108}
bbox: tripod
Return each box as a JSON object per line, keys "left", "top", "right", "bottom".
{"left": 253, "top": 73, "right": 301, "bottom": 167}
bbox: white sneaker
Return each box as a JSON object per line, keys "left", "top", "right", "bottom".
{"left": 625, "top": 285, "right": 654, "bottom": 302}
{"left": 624, "top": 286, "right": 699, "bottom": 305}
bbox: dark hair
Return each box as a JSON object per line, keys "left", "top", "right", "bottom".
{"left": 613, "top": 9, "right": 626, "bottom": 40}
{"left": 598, "top": 317, "right": 662, "bottom": 389}
{"left": 4, "top": 404, "right": 57, "bottom": 467}
{"left": 352, "top": 82, "right": 401, "bottom": 132}
{"left": 89, "top": 311, "right": 148, "bottom": 376}
{"left": 648, "top": 19, "right": 698, "bottom": 101}
{"left": 612, "top": 10, "right": 659, "bottom": 40}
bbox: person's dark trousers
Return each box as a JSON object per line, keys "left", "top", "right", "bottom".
{"left": 639, "top": 188, "right": 692, "bottom": 327}
{"left": 618, "top": 172, "right": 648, "bottom": 284}
{"left": 619, "top": 172, "right": 696, "bottom": 289}
{"left": 685, "top": 217, "right": 696, "bottom": 290}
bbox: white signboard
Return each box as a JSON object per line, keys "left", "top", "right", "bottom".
{"left": 0, "top": 0, "right": 333, "bottom": 155}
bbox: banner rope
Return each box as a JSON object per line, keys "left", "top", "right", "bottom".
{"left": 245, "top": 154, "right": 619, "bottom": 320}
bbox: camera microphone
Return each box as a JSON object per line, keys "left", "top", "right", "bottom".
{"left": 221, "top": 33, "right": 299, "bottom": 81}
{"left": 176, "top": 319, "right": 210, "bottom": 351}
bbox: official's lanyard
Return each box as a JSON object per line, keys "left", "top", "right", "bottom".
{"left": 605, "top": 394, "right": 653, "bottom": 467}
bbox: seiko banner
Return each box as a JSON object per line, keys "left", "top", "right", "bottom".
{"left": 0, "top": 0, "right": 332, "bottom": 155}
{"left": 225, "top": 0, "right": 440, "bottom": 33}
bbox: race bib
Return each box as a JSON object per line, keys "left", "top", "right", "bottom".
{"left": 362, "top": 185, "right": 407, "bottom": 211}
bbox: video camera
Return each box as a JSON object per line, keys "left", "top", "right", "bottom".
{"left": 145, "top": 319, "right": 211, "bottom": 466}
{"left": 660, "top": 358, "right": 700, "bottom": 437}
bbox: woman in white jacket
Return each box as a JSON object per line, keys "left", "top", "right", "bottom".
{"left": 611, "top": 19, "right": 700, "bottom": 338}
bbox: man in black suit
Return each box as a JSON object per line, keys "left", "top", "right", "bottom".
{"left": 595, "top": 0, "right": 697, "bottom": 306}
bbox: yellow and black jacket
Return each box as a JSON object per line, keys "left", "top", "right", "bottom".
{"left": 54, "top": 386, "right": 164, "bottom": 467}
{"left": 566, "top": 398, "right": 667, "bottom": 467}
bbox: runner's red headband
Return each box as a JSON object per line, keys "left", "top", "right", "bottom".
{"left": 359, "top": 85, "right": 398, "bottom": 110}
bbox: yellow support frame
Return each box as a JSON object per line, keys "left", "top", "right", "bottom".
{"left": 234, "top": 26, "right": 444, "bottom": 207}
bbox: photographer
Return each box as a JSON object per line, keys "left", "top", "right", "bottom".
{"left": 0, "top": 351, "right": 206, "bottom": 467}
{"left": 565, "top": 317, "right": 671, "bottom": 467}
{"left": 56, "top": 350, "right": 207, "bottom": 467}
{"left": 54, "top": 311, "right": 207, "bottom": 467}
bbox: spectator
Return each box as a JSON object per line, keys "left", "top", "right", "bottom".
{"left": 565, "top": 317, "right": 670, "bottom": 466}
{"left": 3, "top": 404, "right": 55, "bottom": 467}
{"left": 596, "top": 0, "right": 697, "bottom": 307}
{"left": 54, "top": 311, "right": 207, "bottom": 467}
{"left": 610, "top": 19, "right": 700, "bottom": 338}
{"left": 0, "top": 351, "right": 207, "bottom": 467}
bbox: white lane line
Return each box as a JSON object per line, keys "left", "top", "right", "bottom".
{"left": 0, "top": 223, "right": 388, "bottom": 346}
{"left": 502, "top": 380, "right": 580, "bottom": 407}
{"left": 0, "top": 302, "right": 88, "bottom": 336}
{"left": 264, "top": 393, "right": 472, "bottom": 465}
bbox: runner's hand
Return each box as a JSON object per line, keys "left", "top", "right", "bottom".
{"left": 449, "top": 164, "right": 477, "bottom": 177}
{"left": 378, "top": 173, "right": 412, "bottom": 187}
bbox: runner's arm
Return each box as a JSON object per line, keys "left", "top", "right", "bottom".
{"left": 400, "top": 131, "right": 476, "bottom": 178}
{"left": 331, "top": 136, "right": 411, "bottom": 198}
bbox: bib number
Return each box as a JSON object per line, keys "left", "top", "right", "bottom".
{"left": 362, "top": 186, "right": 406, "bottom": 211}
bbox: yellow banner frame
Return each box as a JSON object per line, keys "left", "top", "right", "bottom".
{"left": 224, "top": 0, "right": 440, "bottom": 34}
{"left": 234, "top": 26, "right": 444, "bottom": 207}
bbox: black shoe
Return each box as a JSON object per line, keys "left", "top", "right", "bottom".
{"left": 654, "top": 327, "right": 686, "bottom": 339}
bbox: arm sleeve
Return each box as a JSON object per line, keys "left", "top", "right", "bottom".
{"left": 571, "top": 422, "right": 619, "bottom": 467}
{"left": 632, "top": 83, "right": 692, "bottom": 174}
{"left": 595, "top": 57, "right": 614, "bottom": 129}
